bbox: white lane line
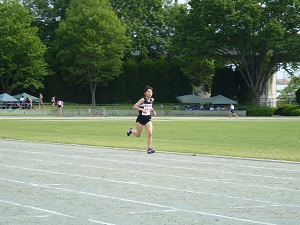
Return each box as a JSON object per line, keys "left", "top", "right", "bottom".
{"left": 226, "top": 205, "right": 282, "bottom": 209}
{"left": 127, "top": 209, "right": 179, "bottom": 214}
{"left": 2, "top": 146, "right": 300, "bottom": 174}
{"left": 0, "top": 215, "right": 51, "bottom": 219}
{"left": 0, "top": 177, "right": 276, "bottom": 225}
{"left": 30, "top": 158, "right": 300, "bottom": 192}
{"left": 0, "top": 199, "right": 74, "bottom": 218}
{"left": 31, "top": 158, "right": 208, "bottom": 181}
{"left": 1, "top": 164, "right": 299, "bottom": 209}
{"left": 88, "top": 219, "right": 117, "bottom": 225}
{"left": 248, "top": 184, "right": 300, "bottom": 192}
{"left": 43, "top": 184, "right": 62, "bottom": 186}
{"left": 1, "top": 148, "right": 299, "bottom": 181}
{"left": 113, "top": 153, "right": 300, "bottom": 172}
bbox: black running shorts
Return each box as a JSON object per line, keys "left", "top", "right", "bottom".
{"left": 136, "top": 115, "right": 151, "bottom": 125}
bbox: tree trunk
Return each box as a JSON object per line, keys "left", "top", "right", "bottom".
{"left": 250, "top": 92, "right": 261, "bottom": 106}
{"left": 90, "top": 83, "right": 97, "bottom": 105}
{"left": 240, "top": 68, "right": 269, "bottom": 107}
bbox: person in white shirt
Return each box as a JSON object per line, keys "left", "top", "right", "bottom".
{"left": 229, "top": 104, "right": 238, "bottom": 118}
{"left": 19, "top": 96, "right": 24, "bottom": 109}
{"left": 57, "top": 100, "right": 63, "bottom": 114}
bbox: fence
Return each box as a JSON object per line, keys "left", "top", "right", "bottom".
{"left": 259, "top": 98, "right": 297, "bottom": 107}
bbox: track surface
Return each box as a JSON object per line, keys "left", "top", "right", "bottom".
{"left": 0, "top": 139, "right": 300, "bottom": 225}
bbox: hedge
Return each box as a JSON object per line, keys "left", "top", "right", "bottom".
{"left": 282, "top": 106, "right": 300, "bottom": 116}
{"left": 246, "top": 107, "right": 274, "bottom": 116}
{"left": 291, "top": 109, "right": 300, "bottom": 116}
{"left": 274, "top": 105, "right": 292, "bottom": 115}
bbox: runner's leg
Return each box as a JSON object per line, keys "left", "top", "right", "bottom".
{"left": 145, "top": 122, "right": 153, "bottom": 149}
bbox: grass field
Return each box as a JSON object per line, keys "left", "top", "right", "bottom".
{"left": 0, "top": 116, "right": 299, "bottom": 162}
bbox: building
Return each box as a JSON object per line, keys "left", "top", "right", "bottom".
{"left": 260, "top": 73, "right": 277, "bottom": 107}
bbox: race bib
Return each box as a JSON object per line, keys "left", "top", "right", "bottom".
{"left": 142, "top": 104, "right": 152, "bottom": 116}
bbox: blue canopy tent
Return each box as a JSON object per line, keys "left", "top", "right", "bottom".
{"left": 0, "top": 93, "right": 19, "bottom": 109}
{"left": 0, "top": 93, "right": 18, "bottom": 102}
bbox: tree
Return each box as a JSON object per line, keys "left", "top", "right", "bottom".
{"left": 211, "top": 67, "right": 236, "bottom": 99}
{"left": 174, "top": 0, "right": 300, "bottom": 106}
{"left": 110, "top": 0, "right": 177, "bottom": 59}
{"left": 169, "top": 1, "right": 215, "bottom": 92}
{"left": 0, "top": 0, "right": 49, "bottom": 94}
{"left": 55, "top": 0, "right": 129, "bottom": 105}
{"left": 279, "top": 75, "right": 300, "bottom": 102}
{"left": 21, "top": 0, "right": 70, "bottom": 45}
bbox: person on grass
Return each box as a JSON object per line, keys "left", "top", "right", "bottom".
{"left": 127, "top": 85, "right": 157, "bottom": 154}
{"left": 39, "top": 92, "right": 44, "bottom": 110}
{"left": 229, "top": 104, "right": 238, "bottom": 118}
{"left": 51, "top": 96, "right": 56, "bottom": 109}
{"left": 57, "top": 100, "right": 64, "bottom": 114}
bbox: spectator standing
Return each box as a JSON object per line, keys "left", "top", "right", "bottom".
{"left": 57, "top": 100, "right": 63, "bottom": 114}
{"left": 39, "top": 92, "right": 44, "bottom": 109}
{"left": 25, "top": 97, "right": 33, "bottom": 109}
{"left": 51, "top": 96, "right": 56, "bottom": 109}
{"left": 19, "top": 96, "right": 24, "bottom": 109}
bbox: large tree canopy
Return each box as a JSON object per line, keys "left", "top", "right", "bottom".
{"left": 175, "top": 0, "right": 300, "bottom": 105}
{"left": 0, "top": 0, "right": 48, "bottom": 94}
{"left": 111, "top": 0, "right": 178, "bottom": 59}
{"left": 21, "top": 0, "right": 70, "bottom": 44}
{"left": 55, "top": 0, "right": 129, "bottom": 105}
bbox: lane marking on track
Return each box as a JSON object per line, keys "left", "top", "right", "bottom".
{"left": 2, "top": 148, "right": 300, "bottom": 180}
{"left": 0, "top": 215, "right": 52, "bottom": 219}
{"left": 28, "top": 158, "right": 300, "bottom": 192}
{"left": 126, "top": 209, "right": 179, "bottom": 214}
{"left": 1, "top": 137, "right": 300, "bottom": 163}
{"left": 0, "top": 199, "right": 74, "bottom": 218}
{"left": 88, "top": 219, "right": 117, "bottom": 225}
{"left": 1, "top": 165, "right": 300, "bottom": 209}
{"left": 0, "top": 177, "right": 277, "bottom": 225}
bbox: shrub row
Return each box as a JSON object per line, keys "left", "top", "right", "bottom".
{"left": 245, "top": 107, "right": 274, "bottom": 116}
{"left": 274, "top": 105, "right": 300, "bottom": 116}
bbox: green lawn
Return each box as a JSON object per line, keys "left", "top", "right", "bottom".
{"left": 0, "top": 117, "right": 299, "bottom": 162}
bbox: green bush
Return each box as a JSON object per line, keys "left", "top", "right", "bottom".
{"left": 282, "top": 106, "right": 300, "bottom": 116}
{"left": 246, "top": 107, "right": 274, "bottom": 116}
{"left": 291, "top": 109, "right": 300, "bottom": 116}
{"left": 274, "top": 105, "right": 292, "bottom": 115}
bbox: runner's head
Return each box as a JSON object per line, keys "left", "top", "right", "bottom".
{"left": 144, "top": 85, "right": 153, "bottom": 98}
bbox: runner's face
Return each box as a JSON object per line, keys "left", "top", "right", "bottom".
{"left": 144, "top": 89, "right": 153, "bottom": 98}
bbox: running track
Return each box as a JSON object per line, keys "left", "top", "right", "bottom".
{"left": 0, "top": 139, "right": 299, "bottom": 225}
